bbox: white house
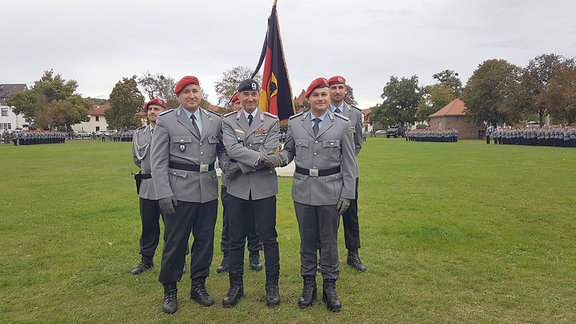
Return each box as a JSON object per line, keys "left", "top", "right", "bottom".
{"left": 0, "top": 84, "right": 28, "bottom": 133}
{"left": 72, "top": 104, "right": 112, "bottom": 133}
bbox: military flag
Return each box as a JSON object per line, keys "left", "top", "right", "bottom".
{"left": 251, "top": 1, "right": 294, "bottom": 121}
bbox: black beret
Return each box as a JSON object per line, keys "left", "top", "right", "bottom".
{"left": 237, "top": 79, "right": 260, "bottom": 92}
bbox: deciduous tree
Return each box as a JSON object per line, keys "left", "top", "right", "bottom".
{"left": 372, "top": 75, "right": 422, "bottom": 127}
{"left": 106, "top": 76, "right": 144, "bottom": 130}
{"left": 462, "top": 59, "right": 521, "bottom": 127}
{"left": 6, "top": 70, "right": 90, "bottom": 130}
{"left": 137, "top": 72, "right": 178, "bottom": 108}
{"left": 214, "top": 66, "right": 260, "bottom": 106}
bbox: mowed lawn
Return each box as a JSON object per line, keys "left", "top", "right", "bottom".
{"left": 0, "top": 138, "right": 574, "bottom": 323}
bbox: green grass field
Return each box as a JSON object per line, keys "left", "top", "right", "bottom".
{"left": 0, "top": 138, "right": 575, "bottom": 323}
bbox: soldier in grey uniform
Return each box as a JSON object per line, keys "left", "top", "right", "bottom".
{"left": 279, "top": 78, "right": 357, "bottom": 312}
{"left": 220, "top": 79, "right": 282, "bottom": 308}
{"left": 151, "top": 76, "right": 226, "bottom": 314}
{"left": 131, "top": 98, "right": 167, "bottom": 275}
{"left": 217, "top": 93, "right": 263, "bottom": 274}
{"left": 328, "top": 75, "right": 366, "bottom": 272}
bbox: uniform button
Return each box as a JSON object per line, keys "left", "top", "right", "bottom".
{"left": 314, "top": 152, "right": 317, "bottom": 156}
{"left": 315, "top": 140, "right": 318, "bottom": 144}
{"left": 200, "top": 142, "right": 202, "bottom": 145}
{"left": 200, "top": 152, "right": 204, "bottom": 155}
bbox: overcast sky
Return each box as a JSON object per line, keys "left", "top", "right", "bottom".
{"left": 2, "top": 0, "right": 575, "bottom": 108}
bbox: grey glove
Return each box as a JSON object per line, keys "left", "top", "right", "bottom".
{"left": 222, "top": 162, "right": 241, "bottom": 179}
{"left": 336, "top": 198, "right": 351, "bottom": 215}
{"left": 266, "top": 153, "right": 287, "bottom": 168}
{"left": 159, "top": 196, "right": 177, "bottom": 215}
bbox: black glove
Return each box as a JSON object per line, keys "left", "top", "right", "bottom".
{"left": 266, "top": 153, "right": 287, "bottom": 168}
{"left": 336, "top": 198, "right": 351, "bottom": 215}
{"left": 222, "top": 162, "right": 241, "bottom": 179}
{"left": 159, "top": 196, "right": 177, "bottom": 215}
{"left": 256, "top": 152, "right": 273, "bottom": 169}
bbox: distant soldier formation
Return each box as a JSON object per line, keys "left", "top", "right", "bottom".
{"left": 405, "top": 129, "right": 458, "bottom": 143}
{"left": 11, "top": 130, "right": 66, "bottom": 145}
{"left": 490, "top": 126, "right": 576, "bottom": 148}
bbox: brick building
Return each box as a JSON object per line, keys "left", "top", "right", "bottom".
{"left": 429, "top": 98, "right": 481, "bottom": 140}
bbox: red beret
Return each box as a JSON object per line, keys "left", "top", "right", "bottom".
{"left": 328, "top": 76, "right": 346, "bottom": 86}
{"left": 145, "top": 98, "right": 167, "bottom": 110}
{"left": 174, "top": 76, "right": 200, "bottom": 94}
{"left": 231, "top": 93, "right": 239, "bottom": 102}
{"left": 305, "top": 77, "right": 329, "bottom": 98}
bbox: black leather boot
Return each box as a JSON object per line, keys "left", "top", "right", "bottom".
{"left": 162, "top": 282, "right": 178, "bottom": 314}
{"left": 131, "top": 256, "right": 153, "bottom": 275}
{"left": 298, "top": 275, "right": 317, "bottom": 308}
{"left": 347, "top": 249, "right": 367, "bottom": 272}
{"left": 223, "top": 274, "right": 244, "bottom": 308}
{"left": 265, "top": 278, "right": 280, "bottom": 307}
{"left": 190, "top": 278, "right": 215, "bottom": 307}
{"left": 217, "top": 251, "right": 229, "bottom": 274}
{"left": 322, "top": 279, "right": 341, "bottom": 312}
{"left": 249, "top": 251, "right": 263, "bottom": 271}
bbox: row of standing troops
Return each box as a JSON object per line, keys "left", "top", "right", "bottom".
{"left": 489, "top": 126, "right": 576, "bottom": 147}
{"left": 11, "top": 130, "right": 67, "bottom": 145}
{"left": 131, "top": 75, "right": 366, "bottom": 314}
{"left": 405, "top": 129, "right": 459, "bottom": 143}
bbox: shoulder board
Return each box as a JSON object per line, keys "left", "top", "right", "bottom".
{"left": 223, "top": 111, "right": 236, "bottom": 117}
{"left": 159, "top": 109, "right": 174, "bottom": 116}
{"left": 351, "top": 105, "right": 362, "bottom": 112}
{"left": 335, "top": 114, "right": 350, "bottom": 121}
{"left": 203, "top": 109, "right": 221, "bottom": 117}
{"left": 289, "top": 112, "right": 304, "bottom": 120}
{"left": 137, "top": 125, "right": 147, "bottom": 130}
{"left": 263, "top": 111, "right": 279, "bottom": 119}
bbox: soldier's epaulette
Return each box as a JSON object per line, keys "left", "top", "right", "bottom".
{"left": 137, "top": 125, "right": 147, "bottom": 130}
{"left": 289, "top": 112, "right": 304, "bottom": 120}
{"left": 351, "top": 105, "right": 362, "bottom": 112}
{"left": 203, "top": 109, "right": 221, "bottom": 117}
{"left": 223, "top": 111, "right": 237, "bottom": 117}
{"left": 335, "top": 114, "right": 349, "bottom": 121}
{"left": 263, "top": 111, "right": 279, "bottom": 119}
{"left": 159, "top": 109, "right": 174, "bottom": 116}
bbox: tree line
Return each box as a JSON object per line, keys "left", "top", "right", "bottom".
{"left": 7, "top": 53, "right": 575, "bottom": 131}
{"left": 370, "top": 53, "right": 576, "bottom": 130}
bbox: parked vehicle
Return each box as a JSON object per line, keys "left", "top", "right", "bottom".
{"left": 75, "top": 131, "right": 92, "bottom": 139}
{"left": 386, "top": 125, "right": 406, "bottom": 138}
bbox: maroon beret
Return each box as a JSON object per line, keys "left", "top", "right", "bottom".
{"left": 231, "top": 93, "right": 239, "bottom": 102}
{"left": 305, "top": 77, "right": 329, "bottom": 98}
{"left": 145, "top": 98, "right": 167, "bottom": 110}
{"left": 328, "top": 75, "right": 346, "bottom": 86}
{"left": 174, "top": 76, "right": 200, "bottom": 94}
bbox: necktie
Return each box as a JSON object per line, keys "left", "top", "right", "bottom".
{"left": 312, "top": 118, "right": 321, "bottom": 135}
{"left": 191, "top": 114, "right": 200, "bottom": 135}
{"left": 150, "top": 128, "right": 154, "bottom": 135}
{"left": 248, "top": 114, "right": 253, "bottom": 127}
{"left": 335, "top": 108, "right": 342, "bottom": 115}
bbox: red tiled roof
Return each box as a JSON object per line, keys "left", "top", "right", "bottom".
{"left": 429, "top": 98, "right": 466, "bottom": 117}
{"left": 88, "top": 104, "right": 112, "bottom": 116}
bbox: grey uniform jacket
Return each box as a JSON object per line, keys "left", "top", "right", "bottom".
{"left": 151, "top": 107, "right": 225, "bottom": 203}
{"left": 280, "top": 111, "right": 357, "bottom": 206}
{"left": 132, "top": 125, "right": 157, "bottom": 200}
{"left": 334, "top": 103, "right": 363, "bottom": 156}
{"left": 221, "top": 109, "right": 281, "bottom": 200}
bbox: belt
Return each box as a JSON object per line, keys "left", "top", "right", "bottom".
{"left": 295, "top": 166, "right": 341, "bottom": 177}
{"left": 169, "top": 161, "right": 215, "bottom": 172}
{"left": 141, "top": 173, "right": 152, "bottom": 179}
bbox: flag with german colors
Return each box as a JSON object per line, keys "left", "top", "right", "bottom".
{"left": 252, "top": 2, "right": 294, "bottom": 121}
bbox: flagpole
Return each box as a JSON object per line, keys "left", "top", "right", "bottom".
{"left": 273, "top": 0, "right": 277, "bottom": 6}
